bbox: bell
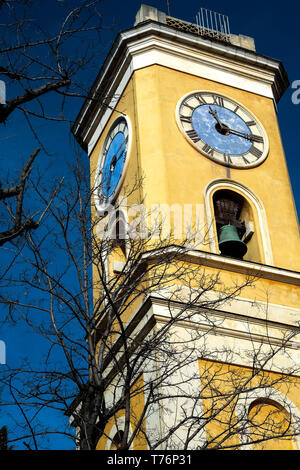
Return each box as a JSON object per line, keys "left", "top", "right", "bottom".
{"left": 218, "top": 224, "right": 247, "bottom": 259}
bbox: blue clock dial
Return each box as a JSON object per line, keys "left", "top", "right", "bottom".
{"left": 177, "top": 92, "right": 268, "bottom": 169}
{"left": 192, "top": 105, "right": 252, "bottom": 156}
{"left": 102, "top": 132, "right": 127, "bottom": 197}
{"left": 95, "top": 117, "right": 129, "bottom": 210}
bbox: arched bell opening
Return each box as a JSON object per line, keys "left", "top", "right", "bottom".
{"left": 213, "top": 189, "right": 261, "bottom": 262}
{"left": 108, "top": 209, "right": 128, "bottom": 260}
{"left": 213, "top": 190, "right": 246, "bottom": 259}
{"left": 102, "top": 209, "right": 129, "bottom": 278}
{"left": 111, "top": 217, "right": 127, "bottom": 258}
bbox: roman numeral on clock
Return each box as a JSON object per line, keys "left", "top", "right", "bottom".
{"left": 242, "top": 156, "right": 250, "bottom": 165}
{"left": 180, "top": 114, "right": 192, "bottom": 123}
{"left": 251, "top": 135, "right": 264, "bottom": 143}
{"left": 212, "top": 95, "right": 224, "bottom": 107}
{"left": 223, "top": 154, "right": 232, "bottom": 165}
{"left": 203, "top": 143, "right": 214, "bottom": 156}
{"left": 249, "top": 146, "right": 263, "bottom": 159}
{"left": 195, "top": 94, "right": 207, "bottom": 105}
{"left": 186, "top": 129, "right": 200, "bottom": 143}
{"left": 183, "top": 102, "right": 195, "bottom": 111}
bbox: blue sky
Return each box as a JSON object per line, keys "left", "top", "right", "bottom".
{"left": 0, "top": 0, "right": 299, "bottom": 450}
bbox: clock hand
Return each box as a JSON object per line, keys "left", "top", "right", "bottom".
{"left": 105, "top": 167, "right": 113, "bottom": 192}
{"left": 226, "top": 127, "right": 256, "bottom": 141}
{"left": 106, "top": 146, "right": 125, "bottom": 192}
{"left": 109, "top": 139, "right": 127, "bottom": 174}
{"left": 104, "top": 137, "right": 127, "bottom": 194}
{"left": 110, "top": 147, "right": 125, "bottom": 175}
{"left": 208, "top": 107, "right": 260, "bottom": 142}
{"left": 114, "top": 139, "right": 127, "bottom": 161}
{"left": 208, "top": 106, "right": 225, "bottom": 129}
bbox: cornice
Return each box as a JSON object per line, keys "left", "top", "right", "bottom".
{"left": 100, "top": 293, "right": 300, "bottom": 385}
{"left": 72, "top": 20, "right": 289, "bottom": 153}
{"left": 142, "top": 246, "right": 300, "bottom": 286}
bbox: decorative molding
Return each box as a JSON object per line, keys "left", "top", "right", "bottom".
{"left": 154, "top": 314, "right": 300, "bottom": 351}
{"left": 149, "top": 293, "right": 300, "bottom": 329}
{"left": 101, "top": 293, "right": 300, "bottom": 383}
{"left": 142, "top": 245, "right": 299, "bottom": 285}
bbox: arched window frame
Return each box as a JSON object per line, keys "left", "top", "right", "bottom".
{"left": 108, "top": 208, "right": 129, "bottom": 259}
{"left": 234, "top": 387, "right": 300, "bottom": 450}
{"left": 204, "top": 179, "right": 273, "bottom": 265}
{"left": 99, "top": 208, "right": 129, "bottom": 282}
{"left": 104, "top": 417, "right": 133, "bottom": 450}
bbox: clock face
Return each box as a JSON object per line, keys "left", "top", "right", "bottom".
{"left": 95, "top": 116, "right": 129, "bottom": 212}
{"left": 176, "top": 92, "right": 269, "bottom": 168}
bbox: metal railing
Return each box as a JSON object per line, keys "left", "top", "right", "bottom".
{"left": 196, "top": 8, "right": 231, "bottom": 42}
{"left": 166, "top": 8, "right": 231, "bottom": 43}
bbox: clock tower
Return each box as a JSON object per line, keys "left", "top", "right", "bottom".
{"left": 72, "top": 5, "right": 300, "bottom": 450}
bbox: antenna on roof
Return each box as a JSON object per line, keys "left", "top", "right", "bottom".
{"left": 166, "top": 0, "right": 170, "bottom": 16}
{"left": 196, "top": 8, "right": 231, "bottom": 42}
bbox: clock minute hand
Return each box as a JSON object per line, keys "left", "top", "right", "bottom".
{"left": 227, "top": 127, "right": 254, "bottom": 141}
{"left": 110, "top": 138, "right": 127, "bottom": 173}
{"left": 114, "top": 139, "right": 127, "bottom": 162}
{"left": 106, "top": 154, "right": 119, "bottom": 192}
{"left": 106, "top": 141, "right": 127, "bottom": 192}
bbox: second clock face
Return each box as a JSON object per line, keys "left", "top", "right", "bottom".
{"left": 176, "top": 91, "right": 269, "bottom": 168}
{"left": 95, "top": 116, "right": 129, "bottom": 213}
